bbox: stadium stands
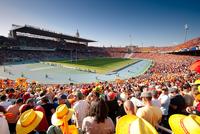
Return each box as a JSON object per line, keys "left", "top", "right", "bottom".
{"left": 1, "top": 25, "right": 200, "bottom": 134}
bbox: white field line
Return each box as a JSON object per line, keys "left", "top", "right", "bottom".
{"left": 29, "top": 66, "right": 54, "bottom": 71}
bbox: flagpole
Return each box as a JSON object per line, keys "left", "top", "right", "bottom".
{"left": 184, "top": 24, "right": 189, "bottom": 42}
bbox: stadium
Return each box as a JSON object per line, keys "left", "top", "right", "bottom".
{"left": 0, "top": 24, "right": 153, "bottom": 84}
{"left": 1, "top": 23, "right": 200, "bottom": 134}
{"left": 1, "top": 24, "right": 200, "bottom": 84}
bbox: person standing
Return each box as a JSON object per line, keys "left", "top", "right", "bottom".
{"left": 73, "top": 91, "right": 90, "bottom": 128}
{"left": 136, "top": 91, "right": 162, "bottom": 127}
{"left": 158, "top": 87, "right": 171, "bottom": 132}
{"left": 168, "top": 87, "right": 186, "bottom": 116}
{"left": 82, "top": 99, "right": 114, "bottom": 134}
{"left": 6, "top": 98, "right": 23, "bottom": 133}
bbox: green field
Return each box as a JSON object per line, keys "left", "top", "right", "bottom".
{"left": 49, "top": 58, "right": 138, "bottom": 74}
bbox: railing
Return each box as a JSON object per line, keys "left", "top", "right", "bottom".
{"left": 156, "top": 124, "right": 173, "bottom": 134}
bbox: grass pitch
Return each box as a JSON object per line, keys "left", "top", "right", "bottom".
{"left": 50, "top": 57, "right": 138, "bottom": 74}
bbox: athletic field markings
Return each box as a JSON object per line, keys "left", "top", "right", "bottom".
{"left": 29, "top": 66, "right": 54, "bottom": 71}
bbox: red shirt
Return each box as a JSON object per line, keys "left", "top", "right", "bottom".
{"left": 35, "top": 105, "right": 49, "bottom": 132}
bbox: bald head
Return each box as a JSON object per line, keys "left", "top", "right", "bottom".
{"left": 124, "top": 100, "right": 135, "bottom": 115}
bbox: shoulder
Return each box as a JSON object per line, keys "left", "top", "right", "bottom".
{"left": 106, "top": 117, "right": 114, "bottom": 123}
{"left": 136, "top": 107, "right": 147, "bottom": 116}
{"left": 83, "top": 116, "right": 94, "bottom": 122}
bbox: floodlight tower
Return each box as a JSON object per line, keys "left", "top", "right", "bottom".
{"left": 129, "top": 34, "right": 132, "bottom": 46}
{"left": 184, "top": 24, "right": 189, "bottom": 42}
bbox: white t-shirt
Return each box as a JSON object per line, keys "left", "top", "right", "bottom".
{"left": 158, "top": 94, "right": 170, "bottom": 115}
{"left": 82, "top": 116, "right": 114, "bottom": 134}
{"left": 0, "top": 116, "right": 10, "bottom": 134}
{"left": 151, "top": 98, "right": 161, "bottom": 108}
{"left": 73, "top": 100, "right": 90, "bottom": 128}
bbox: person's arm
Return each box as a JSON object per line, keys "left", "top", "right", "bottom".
{"left": 0, "top": 117, "right": 10, "bottom": 134}
{"left": 81, "top": 118, "right": 86, "bottom": 134}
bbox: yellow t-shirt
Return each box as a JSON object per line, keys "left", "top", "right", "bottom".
{"left": 136, "top": 106, "right": 162, "bottom": 127}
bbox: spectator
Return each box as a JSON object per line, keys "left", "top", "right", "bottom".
{"left": 16, "top": 109, "right": 43, "bottom": 134}
{"left": 151, "top": 90, "right": 161, "bottom": 108}
{"left": 186, "top": 90, "right": 200, "bottom": 115}
{"left": 82, "top": 99, "right": 114, "bottom": 134}
{"left": 57, "top": 94, "right": 71, "bottom": 109}
{"left": 6, "top": 98, "right": 23, "bottom": 133}
{"left": 35, "top": 105, "right": 49, "bottom": 134}
{"left": 73, "top": 91, "right": 90, "bottom": 128}
{"left": 116, "top": 100, "right": 137, "bottom": 134}
{"left": 136, "top": 91, "right": 162, "bottom": 127}
{"left": 168, "top": 87, "right": 186, "bottom": 116}
{"left": 0, "top": 106, "right": 10, "bottom": 134}
{"left": 40, "top": 96, "right": 55, "bottom": 125}
{"left": 0, "top": 94, "right": 12, "bottom": 109}
{"left": 48, "top": 104, "right": 77, "bottom": 134}
{"left": 158, "top": 87, "right": 170, "bottom": 130}
{"left": 106, "top": 91, "right": 119, "bottom": 125}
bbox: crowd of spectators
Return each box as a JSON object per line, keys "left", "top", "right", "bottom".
{"left": 0, "top": 50, "right": 71, "bottom": 63}
{"left": 0, "top": 52, "right": 200, "bottom": 134}
{"left": 1, "top": 35, "right": 200, "bottom": 133}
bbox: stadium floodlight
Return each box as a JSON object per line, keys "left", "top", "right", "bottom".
{"left": 184, "top": 24, "right": 189, "bottom": 42}
{"left": 129, "top": 34, "right": 132, "bottom": 46}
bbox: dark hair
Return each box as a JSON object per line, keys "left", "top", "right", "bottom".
{"left": 89, "top": 99, "right": 108, "bottom": 123}
{"left": 16, "top": 98, "right": 23, "bottom": 104}
{"left": 5, "top": 88, "right": 10, "bottom": 94}
{"left": 0, "top": 94, "right": 7, "bottom": 101}
{"left": 9, "top": 88, "right": 15, "bottom": 93}
{"left": 0, "top": 106, "right": 6, "bottom": 113}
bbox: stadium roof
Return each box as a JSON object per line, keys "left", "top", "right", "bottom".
{"left": 11, "top": 24, "right": 96, "bottom": 42}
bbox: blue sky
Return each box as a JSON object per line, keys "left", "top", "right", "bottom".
{"left": 0, "top": 0, "right": 200, "bottom": 47}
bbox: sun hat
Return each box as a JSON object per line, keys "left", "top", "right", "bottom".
{"left": 195, "top": 94, "right": 200, "bottom": 101}
{"left": 51, "top": 104, "right": 74, "bottom": 126}
{"left": 107, "top": 91, "right": 117, "bottom": 100}
{"left": 129, "top": 117, "right": 158, "bottom": 134}
{"left": 93, "top": 86, "right": 102, "bottom": 93}
{"left": 169, "top": 114, "right": 200, "bottom": 134}
{"left": 194, "top": 79, "right": 200, "bottom": 85}
{"left": 116, "top": 115, "right": 138, "bottom": 134}
{"left": 81, "top": 88, "right": 89, "bottom": 96}
{"left": 16, "top": 109, "right": 43, "bottom": 134}
{"left": 194, "top": 79, "right": 200, "bottom": 92}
